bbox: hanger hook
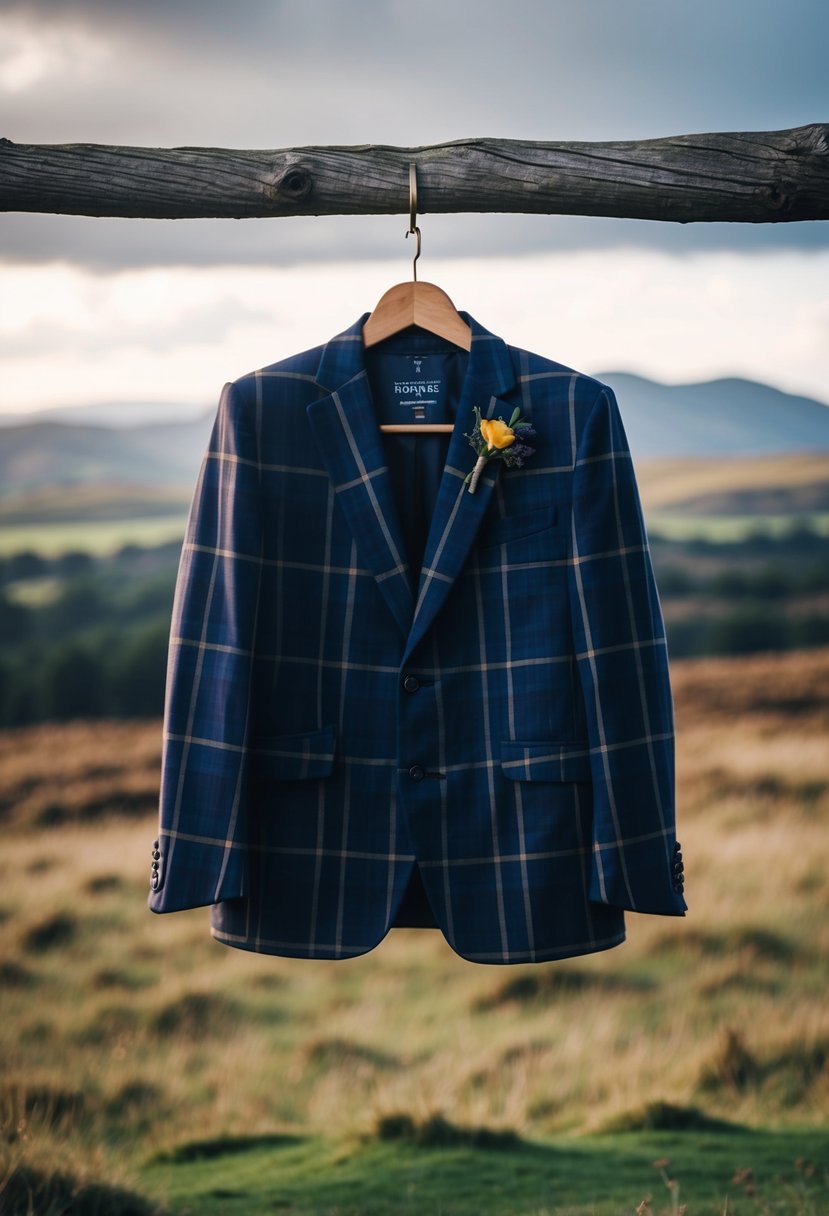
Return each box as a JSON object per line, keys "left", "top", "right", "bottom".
{"left": 405, "top": 162, "right": 421, "bottom": 283}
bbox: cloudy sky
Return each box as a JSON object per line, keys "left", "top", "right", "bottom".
{"left": 2, "top": 0, "right": 828, "bottom": 417}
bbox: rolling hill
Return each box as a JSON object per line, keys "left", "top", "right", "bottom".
{"left": 1, "top": 374, "right": 827, "bottom": 518}
{"left": 0, "top": 413, "right": 213, "bottom": 498}
{"left": 593, "top": 372, "right": 829, "bottom": 457}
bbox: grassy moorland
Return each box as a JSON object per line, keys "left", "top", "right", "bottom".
{"left": 0, "top": 452, "right": 827, "bottom": 556}
{"left": 1, "top": 648, "right": 828, "bottom": 1215}
{"left": 635, "top": 452, "right": 829, "bottom": 509}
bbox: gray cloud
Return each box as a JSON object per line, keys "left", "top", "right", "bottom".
{"left": 1, "top": 211, "right": 826, "bottom": 275}
{"left": 1, "top": 0, "right": 827, "bottom": 270}
{"left": 0, "top": 294, "right": 275, "bottom": 357}
{"left": 3, "top": 0, "right": 826, "bottom": 142}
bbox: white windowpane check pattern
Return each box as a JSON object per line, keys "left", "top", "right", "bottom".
{"left": 148, "top": 312, "right": 686, "bottom": 964}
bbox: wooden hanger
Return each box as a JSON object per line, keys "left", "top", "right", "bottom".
{"left": 364, "top": 165, "right": 471, "bottom": 434}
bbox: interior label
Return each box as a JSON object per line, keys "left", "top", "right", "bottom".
{"left": 381, "top": 354, "right": 450, "bottom": 424}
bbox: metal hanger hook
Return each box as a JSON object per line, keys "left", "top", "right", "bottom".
{"left": 406, "top": 162, "right": 421, "bottom": 282}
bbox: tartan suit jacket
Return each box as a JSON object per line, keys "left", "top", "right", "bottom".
{"left": 148, "top": 310, "right": 687, "bottom": 964}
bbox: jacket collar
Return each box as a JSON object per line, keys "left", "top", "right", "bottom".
{"left": 307, "top": 310, "right": 517, "bottom": 669}
{"left": 314, "top": 310, "right": 515, "bottom": 401}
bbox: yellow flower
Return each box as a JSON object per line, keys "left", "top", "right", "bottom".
{"left": 480, "top": 418, "right": 516, "bottom": 451}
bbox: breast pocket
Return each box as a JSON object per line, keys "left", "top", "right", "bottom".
{"left": 478, "top": 504, "right": 561, "bottom": 550}
{"left": 248, "top": 723, "right": 337, "bottom": 780}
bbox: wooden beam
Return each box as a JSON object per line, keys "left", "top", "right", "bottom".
{"left": 1, "top": 125, "right": 827, "bottom": 222}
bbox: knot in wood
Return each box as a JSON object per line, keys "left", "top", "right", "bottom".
{"left": 768, "top": 178, "right": 794, "bottom": 212}
{"left": 275, "top": 165, "right": 313, "bottom": 201}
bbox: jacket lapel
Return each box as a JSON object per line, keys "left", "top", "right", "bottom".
{"left": 307, "top": 315, "right": 415, "bottom": 642}
{"left": 404, "top": 317, "right": 516, "bottom": 668}
{"left": 306, "top": 312, "right": 517, "bottom": 666}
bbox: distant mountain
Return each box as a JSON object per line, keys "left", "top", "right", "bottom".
{"left": 0, "top": 414, "right": 213, "bottom": 499}
{"left": 0, "top": 402, "right": 212, "bottom": 429}
{"left": 592, "top": 373, "right": 829, "bottom": 457}
{"left": 2, "top": 374, "right": 828, "bottom": 503}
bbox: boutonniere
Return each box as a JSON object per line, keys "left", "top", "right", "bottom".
{"left": 463, "top": 406, "right": 537, "bottom": 494}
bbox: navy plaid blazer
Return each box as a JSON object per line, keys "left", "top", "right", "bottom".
{"left": 148, "top": 310, "right": 687, "bottom": 964}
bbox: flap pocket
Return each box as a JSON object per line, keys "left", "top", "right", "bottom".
{"left": 479, "top": 504, "right": 559, "bottom": 549}
{"left": 249, "top": 723, "right": 337, "bottom": 780}
{"left": 501, "top": 738, "right": 592, "bottom": 782}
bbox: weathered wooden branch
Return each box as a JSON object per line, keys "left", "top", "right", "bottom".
{"left": 1, "top": 125, "right": 827, "bottom": 222}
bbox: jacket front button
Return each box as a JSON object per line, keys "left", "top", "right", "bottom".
{"left": 150, "top": 871, "right": 160, "bottom": 889}
{"left": 403, "top": 675, "right": 420, "bottom": 693}
{"left": 408, "top": 764, "right": 425, "bottom": 781}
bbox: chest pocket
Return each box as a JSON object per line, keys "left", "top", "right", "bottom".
{"left": 478, "top": 504, "right": 564, "bottom": 552}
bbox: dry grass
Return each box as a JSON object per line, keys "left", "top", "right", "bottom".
{"left": 635, "top": 452, "right": 829, "bottom": 511}
{"left": 1, "top": 647, "right": 828, "bottom": 1198}
{"left": 670, "top": 645, "right": 829, "bottom": 721}
{"left": 0, "top": 719, "right": 162, "bottom": 830}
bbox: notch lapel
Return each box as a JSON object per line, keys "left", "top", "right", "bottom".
{"left": 307, "top": 333, "right": 415, "bottom": 642}
{"left": 306, "top": 312, "right": 517, "bottom": 665}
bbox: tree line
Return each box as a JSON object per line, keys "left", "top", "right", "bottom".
{"left": 0, "top": 525, "right": 827, "bottom": 726}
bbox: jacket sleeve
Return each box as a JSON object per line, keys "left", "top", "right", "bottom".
{"left": 567, "top": 384, "right": 686, "bottom": 916}
{"left": 148, "top": 379, "right": 263, "bottom": 913}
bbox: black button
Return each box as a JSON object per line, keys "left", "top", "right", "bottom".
{"left": 150, "top": 871, "right": 160, "bottom": 890}
{"left": 408, "top": 764, "right": 425, "bottom": 781}
{"left": 152, "top": 849, "right": 161, "bottom": 860}
{"left": 403, "top": 675, "right": 420, "bottom": 693}
{"left": 153, "top": 839, "right": 159, "bottom": 849}
{"left": 151, "top": 861, "right": 159, "bottom": 871}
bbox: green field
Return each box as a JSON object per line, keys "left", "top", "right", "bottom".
{"left": 1, "top": 649, "right": 828, "bottom": 1214}
{"left": 646, "top": 511, "right": 829, "bottom": 543}
{"left": 2, "top": 510, "right": 829, "bottom": 557}
{"left": 0, "top": 513, "right": 189, "bottom": 557}
{"left": 137, "top": 1126, "right": 829, "bottom": 1214}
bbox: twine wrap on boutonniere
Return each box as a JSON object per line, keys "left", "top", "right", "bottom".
{"left": 463, "top": 405, "right": 537, "bottom": 493}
